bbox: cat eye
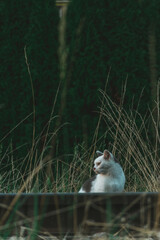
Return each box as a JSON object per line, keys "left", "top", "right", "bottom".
{"left": 96, "top": 162, "right": 101, "bottom": 166}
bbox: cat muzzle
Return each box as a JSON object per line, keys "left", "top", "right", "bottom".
{"left": 93, "top": 168, "right": 99, "bottom": 174}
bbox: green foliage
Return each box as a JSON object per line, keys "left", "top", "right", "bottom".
{"left": 0, "top": 0, "right": 32, "bottom": 156}
{"left": 0, "top": 0, "right": 59, "bottom": 167}
{"left": 65, "top": 0, "right": 109, "bottom": 148}
{"left": 1, "top": 0, "right": 160, "bottom": 175}
{"left": 22, "top": 0, "right": 59, "bottom": 152}
{"left": 65, "top": 0, "right": 152, "bottom": 150}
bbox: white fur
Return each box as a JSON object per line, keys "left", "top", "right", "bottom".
{"left": 79, "top": 150, "right": 125, "bottom": 193}
{"left": 90, "top": 166, "right": 125, "bottom": 192}
{"left": 79, "top": 188, "right": 85, "bottom": 193}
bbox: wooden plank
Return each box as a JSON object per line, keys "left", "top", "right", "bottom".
{"left": 55, "top": 0, "right": 69, "bottom": 7}
{"left": 0, "top": 193, "right": 159, "bottom": 236}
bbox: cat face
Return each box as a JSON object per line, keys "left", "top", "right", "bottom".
{"left": 93, "top": 150, "right": 116, "bottom": 174}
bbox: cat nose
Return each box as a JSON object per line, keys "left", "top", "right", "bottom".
{"left": 93, "top": 167, "right": 96, "bottom": 171}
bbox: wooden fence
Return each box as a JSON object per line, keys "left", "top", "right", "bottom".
{"left": 0, "top": 193, "right": 160, "bottom": 237}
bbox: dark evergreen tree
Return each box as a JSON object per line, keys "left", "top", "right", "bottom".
{"left": 64, "top": 0, "right": 109, "bottom": 150}
{"left": 0, "top": 0, "right": 59, "bottom": 169}
{"left": 0, "top": 0, "right": 32, "bottom": 162}
{"left": 22, "top": 0, "right": 59, "bottom": 156}
{"left": 65, "top": 0, "right": 151, "bottom": 151}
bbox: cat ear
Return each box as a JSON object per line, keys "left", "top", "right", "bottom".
{"left": 96, "top": 150, "right": 103, "bottom": 157}
{"left": 103, "top": 150, "right": 110, "bottom": 160}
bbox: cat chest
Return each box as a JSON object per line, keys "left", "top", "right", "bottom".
{"left": 91, "top": 175, "right": 114, "bottom": 192}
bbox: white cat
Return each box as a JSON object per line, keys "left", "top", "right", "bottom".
{"left": 79, "top": 150, "right": 125, "bottom": 193}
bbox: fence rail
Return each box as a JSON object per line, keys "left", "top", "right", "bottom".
{"left": 0, "top": 193, "right": 159, "bottom": 237}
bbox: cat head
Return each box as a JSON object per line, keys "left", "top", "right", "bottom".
{"left": 93, "top": 150, "right": 118, "bottom": 174}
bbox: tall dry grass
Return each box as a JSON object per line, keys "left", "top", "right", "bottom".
{"left": 99, "top": 82, "right": 160, "bottom": 192}
{"left": 0, "top": 81, "right": 159, "bottom": 193}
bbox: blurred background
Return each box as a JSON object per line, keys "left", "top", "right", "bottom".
{"left": 0, "top": 0, "right": 160, "bottom": 191}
